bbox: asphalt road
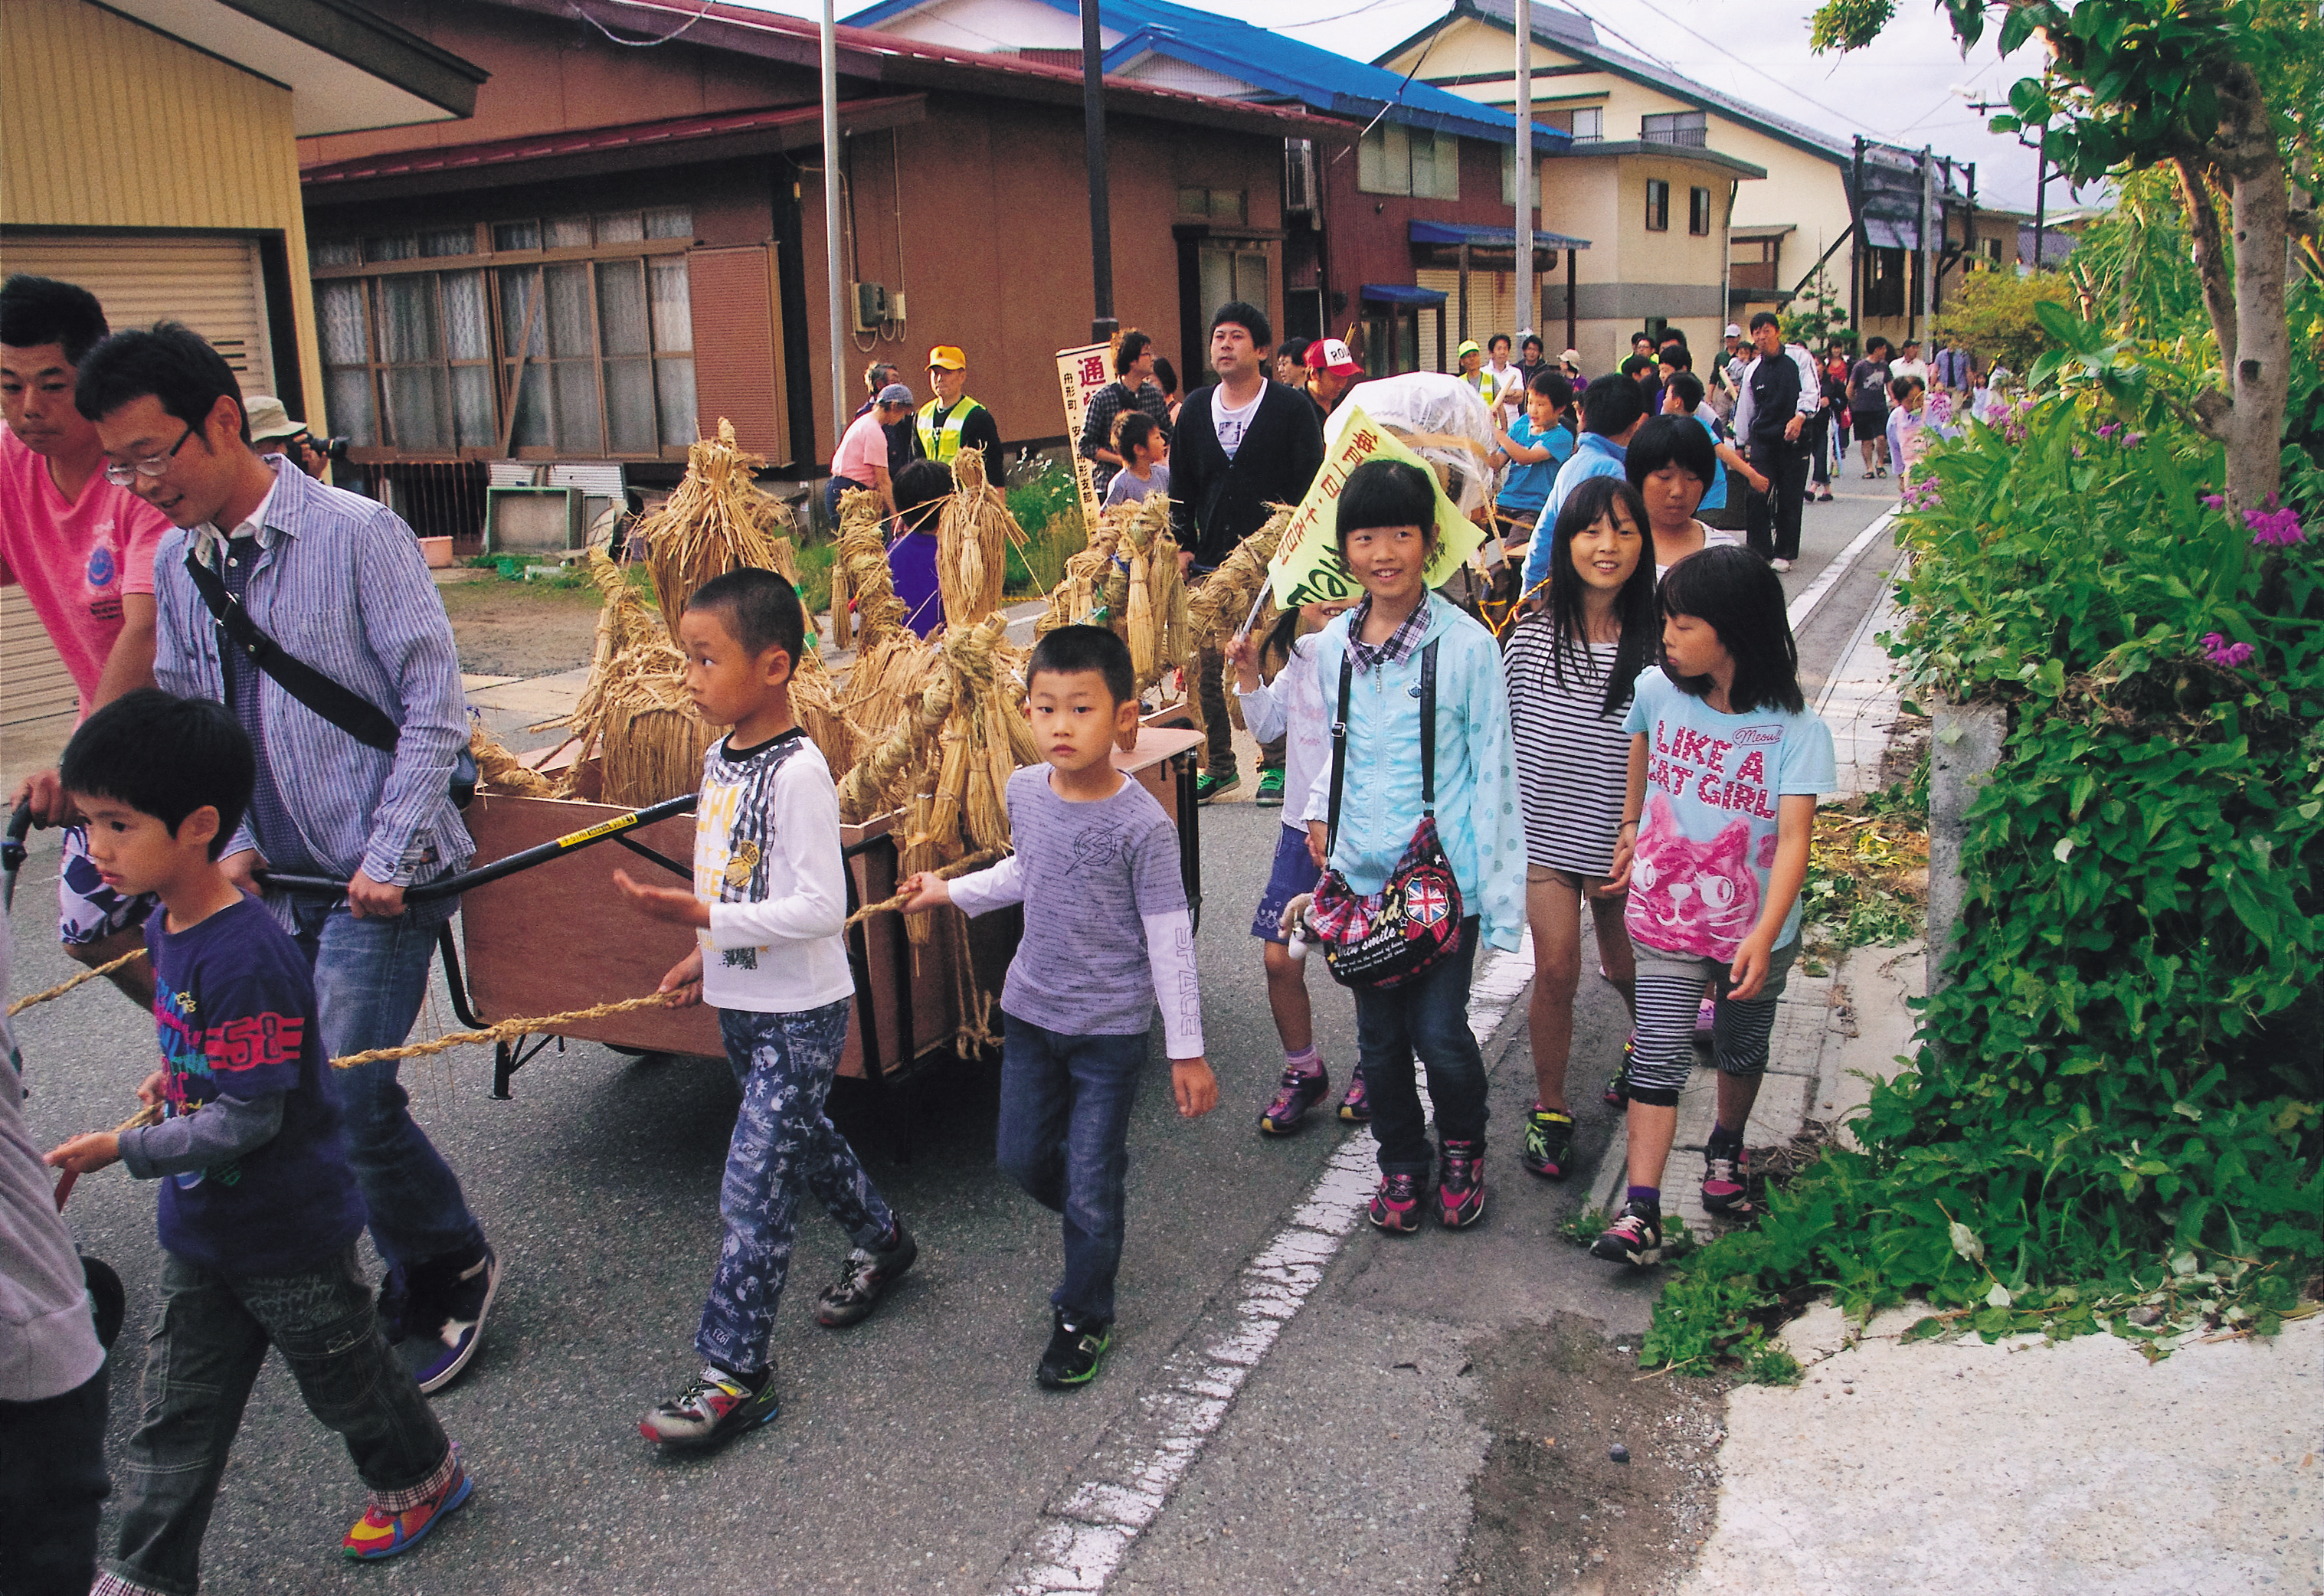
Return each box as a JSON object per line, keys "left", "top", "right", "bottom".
{"left": 3, "top": 473, "right": 1903, "bottom": 1594}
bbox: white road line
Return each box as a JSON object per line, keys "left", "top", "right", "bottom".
{"left": 999, "top": 930, "right": 1537, "bottom": 1594}
{"left": 1788, "top": 509, "right": 1896, "bottom": 633}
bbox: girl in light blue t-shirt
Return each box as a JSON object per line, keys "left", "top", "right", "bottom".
{"left": 1592, "top": 545, "right": 1834, "bottom": 1270}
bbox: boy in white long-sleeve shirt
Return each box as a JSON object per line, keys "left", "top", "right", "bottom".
{"left": 617, "top": 568, "right": 915, "bottom": 1450}
{"left": 902, "top": 625, "right": 1216, "bottom": 1390}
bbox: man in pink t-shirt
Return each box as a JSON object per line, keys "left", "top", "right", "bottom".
{"left": 2, "top": 274, "right": 172, "bottom": 1002}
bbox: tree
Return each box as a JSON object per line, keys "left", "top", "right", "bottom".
{"left": 1928, "top": 267, "right": 2075, "bottom": 374}
{"left": 1809, "top": 0, "right": 2320, "bottom": 521}
{"left": 1781, "top": 265, "right": 1855, "bottom": 352}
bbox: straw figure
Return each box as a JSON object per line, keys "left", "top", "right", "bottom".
{"left": 935, "top": 446, "right": 1023, "bottom": 626}
{"left": 636, "top": 418, "right": 800, "bottom": 639}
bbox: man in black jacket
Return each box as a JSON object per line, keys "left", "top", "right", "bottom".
{"left": 1170, "top": 301, "right": 1326, "bottom": 804}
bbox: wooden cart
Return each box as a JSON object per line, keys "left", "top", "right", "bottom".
{"left": 440, "top": 724, "right": 1205, "bottom": 1115}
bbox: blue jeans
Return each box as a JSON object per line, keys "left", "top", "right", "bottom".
{"left": 1352, "top": 917, "right": 1488, "bottom": 1175}
{"left": 291, "top": 898, "right": 483, "bottom": 1273}
{"left": 110, "top": 1246, "right": 449, "bottom": 1596}
{"left": 696, "top": 1002, "right": 895, "bottom": 1375}
{"left": 994, "top": 1014, "right": 1147, "bottom": 1326}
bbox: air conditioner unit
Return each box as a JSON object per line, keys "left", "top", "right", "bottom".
{"left": 1284, "top": 139, "right": 1318, "bottom": 216}
{"left": 853, "top": 281, "right": 891, "bottom": 332}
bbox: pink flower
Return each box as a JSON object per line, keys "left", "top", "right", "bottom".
{"left": 2201, "top": 494, "right": 2227, "bottom": 509}
{"left": 2123, "top": 432, "right": 2143, "bottom": 447}
{"left": 2096, "top": 422, "right": 2119, "bottom": 440}
{"left": 2200, "top": 633, "right": 2254, "bottom": 668}
{"left": 2247, "top": 503, "right": 2306, "bottom": 546}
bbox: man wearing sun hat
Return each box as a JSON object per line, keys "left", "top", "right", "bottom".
{"left": 918, "top": 345, "right": 1001, "bottom": 467}
{"left": 243, "top": 394, "right": 326, "bottom": 480}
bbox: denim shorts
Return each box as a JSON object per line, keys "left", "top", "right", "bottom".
{"left": 1250, "top": 824, "right": 1322, "bottom": 944}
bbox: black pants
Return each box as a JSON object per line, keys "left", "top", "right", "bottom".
{"left": 1745, "top": 443, "right": 1810, "bottom": 561}
{"left": 0, "top": 1359, "right": 110, "bottom": 1596}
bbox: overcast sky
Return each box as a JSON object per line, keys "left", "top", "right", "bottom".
{"left": 738, "top": 0, "right": 2063, "bottom": 211}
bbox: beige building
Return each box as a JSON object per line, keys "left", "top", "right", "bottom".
{"left": 1378, "top": 0, "right": 1982, "bottom": 365}
{"left": 1, "top": 0, "right": 481, "bottom": 729}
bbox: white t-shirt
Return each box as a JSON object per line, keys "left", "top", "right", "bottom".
{"left": 693, "top": 730, "right": 856, "bottom": 1013}
{"left": 1213, "top": 387, "right": 1264, "bottom": 460}
{"left": 1655, "top": 522, "right": 1740, "bottom": 581}
{"left": 1233, "top": 631, "right": 1330, "bottom": 837}
{"left": 1890, "top": 357, "right": 1931, "bottom": 387}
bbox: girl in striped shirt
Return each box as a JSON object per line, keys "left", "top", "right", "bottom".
{"left": 1501, "top": 475, "right": 1659, "bottom": 1182}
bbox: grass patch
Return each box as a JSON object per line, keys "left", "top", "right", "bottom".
{"left": 1801, "top": 803, "right": 1928, "bottom": 960}
{"left": 1004, "top": 466, "right": 1088, "bottom": 598}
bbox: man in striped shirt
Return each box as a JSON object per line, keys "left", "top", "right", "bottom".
{"left": 77, "top": 325, "right": 500, "bottom": 1395}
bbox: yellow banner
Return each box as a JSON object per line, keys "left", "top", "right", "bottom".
{"left": 1055, "top": 342, "right": 1111, "bottom": 529}
{"left": 1268, "top": 403, "right": 1483, "bottom": 608}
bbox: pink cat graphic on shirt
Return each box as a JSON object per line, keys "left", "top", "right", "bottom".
{"left": 1625, "top": 794, "right": 1761, "bottom": 959}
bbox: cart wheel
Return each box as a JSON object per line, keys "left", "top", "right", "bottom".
{"left": 82, "top": 1254, "right": 126, "bottom": 1351}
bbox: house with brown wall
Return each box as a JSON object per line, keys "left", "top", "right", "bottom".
{"left": 293, "top": 0, "right": 1329, "bottom": 522}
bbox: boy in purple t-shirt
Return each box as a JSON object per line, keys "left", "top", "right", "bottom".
{"left": 44, "top": 691, "right": 473, "bottom": 1591}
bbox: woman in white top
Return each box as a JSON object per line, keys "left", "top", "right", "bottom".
{"left": 1625, "top": 414, "right": 1742, "bottom": 578}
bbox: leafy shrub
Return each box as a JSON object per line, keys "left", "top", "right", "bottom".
{"left": 1643, "top": 373, "right": 2324, "bottom": 1371}
{"left": 1004, "top": 463, "right": 1089, "bottom": 597}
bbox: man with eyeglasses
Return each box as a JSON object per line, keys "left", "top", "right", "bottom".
{"left": 1, "top": 275, "right": 172, "bottom": 1006}
{"left": 75, "top": 323, "right": 502, "bottom": 1396}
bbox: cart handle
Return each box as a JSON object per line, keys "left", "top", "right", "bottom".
{"left": 256, "top": 791, "right": 699, "bottom": 904}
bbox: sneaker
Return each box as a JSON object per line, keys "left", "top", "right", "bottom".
{"left": 1259, "top": 1065, "right": 1331, "bottom": 1136}
{"left": 342, "top": 1453, "right": 474, "bottom": 1561}
{"left": 1036, "top": 1310, "right": 1114, "bottom": 1390}
{"left": 403, "top": 1244, "right": 500, "bottom": 1395}
{"left": 1368, "top": 1171, "right": 1423, "bottom": 1233}
{"left": 1194, "top": 771, "right": 1239, "bottom": 804}
{"left": 1436, "top": 1139, "right": 1487, "bottom": 1228}
{"left": 1589, "top": 1202, "right": 1664, "bottom": 1267}
{"left": 1770, "top": 558, "right": 1792, "bottom": 572}
{"left": 1603, "top": 1038, "right": 1633, "bottom": 1109}
{"left": 1337, "top": 1065, "right": 1372, "bottom": 1123}
{"left": 1696, "top": 996, "right": 1717, "bottom": 1040}
{"left": 1701, "top": 1147, "right": 1753, "bottom": 1217}
{"left": 640, "top": 1363, "right": 779, "bottom": 1447}
{"left": 814, "top": 1221, "right": 918, "bottom": 1328}
{"left": 1255, "top": 768, "right": 1285, "bottom": 808}
{"left": 1520, "top": 1107, "right": 1576, "bottom": 1180}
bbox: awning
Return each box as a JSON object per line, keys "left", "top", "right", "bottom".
{"left": 1408, "top": 220, "right": 1593, "bottom": 251}
{"left": 1361, "top": 284, "right": 1448, "bottom": 307}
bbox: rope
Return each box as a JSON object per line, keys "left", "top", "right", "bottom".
{"left": 8, "top": 947, "right": 146, "bottom": 1016}
{"left": 329, "top": 992, "right": 685, "bottom": 1068}
{"left": 843, "top": 848, "right": 1005, "bottom": 930}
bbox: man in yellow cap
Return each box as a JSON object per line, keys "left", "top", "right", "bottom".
{"left": 918, "top": 345, "right": 1001, "bottom": 466}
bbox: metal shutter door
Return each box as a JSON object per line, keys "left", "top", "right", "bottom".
{"left": 0, "top": 233, "right": 275, "bottom": 395}
{"left": 2, "top": 583, "right": 80, "bottom": 726}
{"left": 1416, "top": 267, "right": 1524, "bottom": 371}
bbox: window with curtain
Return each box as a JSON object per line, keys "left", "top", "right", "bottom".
{"left": 1500, "top": 147, "right": 1547, "bottom": 208}
{"left": 312, "top": 209, "right": 696, "bottom": 456}
{"left": 1357, "top": 123, "right": 1460, "bottom": 199}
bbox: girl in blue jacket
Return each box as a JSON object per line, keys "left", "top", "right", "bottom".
{"left": 1300, "top": 460, "right": 1525, "bottom": 1234}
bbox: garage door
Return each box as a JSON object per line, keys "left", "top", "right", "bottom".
{"left": 0, "top": 232, "right": 276, "bottom": 728}
{"left": 0, "top": 232, "right": 277, "bottom": 394}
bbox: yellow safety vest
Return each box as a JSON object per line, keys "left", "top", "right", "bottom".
{"left": 917, "top": 396, "right": 985, "bottom": 463}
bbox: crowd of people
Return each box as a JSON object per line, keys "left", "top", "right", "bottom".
{"left": 6, "top": 273, "right": 2051, "bottom": 1592}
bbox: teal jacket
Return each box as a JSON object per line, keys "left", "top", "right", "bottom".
{"left": 1299, "top": 600, "right": 1526, "bottom": 953}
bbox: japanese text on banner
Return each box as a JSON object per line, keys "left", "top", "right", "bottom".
{"left": 1268, "top": 403, "right": 1483, "bottom": 608}
{"left": 1055, "top": 343, "right": 1111, "bottom": 528}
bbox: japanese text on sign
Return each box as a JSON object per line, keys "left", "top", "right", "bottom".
{"left": 1268, "top": 404, "right": 1482, "bottom": 608}
{"left": 1055, "top": 342, "right": 1111, "bottom": 528}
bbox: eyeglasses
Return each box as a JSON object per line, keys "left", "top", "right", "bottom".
{"left": 101, "top": 421, "right": 196, "bottom": 487}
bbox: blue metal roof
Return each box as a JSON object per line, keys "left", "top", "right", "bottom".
{"left": 1409, "top": 219, "right": 1590, "bottom": 250}
{"left": 843, "top": 0, "right": 1569, "bottom": 153}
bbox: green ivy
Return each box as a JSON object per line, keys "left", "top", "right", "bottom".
{"left": 1644, "top": 371, "right": 2324, "bottom": 1376}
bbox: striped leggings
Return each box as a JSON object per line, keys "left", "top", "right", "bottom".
{"left": 1623, "top": 941, "right": 1796, "bottom": 1107}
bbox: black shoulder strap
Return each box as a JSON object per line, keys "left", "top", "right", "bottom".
{"left": 183, "top": 551, "right": 401, "bottom": 754}
{"left": 1324, "top": 649, "right": 1353, "bottom": 862}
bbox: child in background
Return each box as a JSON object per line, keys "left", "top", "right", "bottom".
{"left": 1491, "top": 369, "right": 1576, "bottom": 541}
{"left": 1101, "top": 410, "right": 1170, "bottom": 509}
{"left": 1502, "top": 478, "right": 1658, "bottom": 1180}
{"left": 1885, "top": 374, "right": 1952, "bottom": 489}
{"left": 1626, "top": 414, "right": 1744, "bottom": 579}
{"left": 1226, "top": 596, "right": 1363, "bottom": 1133}
{"left": 44, "top": 691, "right": 473, "bottom": 1585}
{"left": 1658, "top": 372, "right": 1766, "bottom": 536}
{"left": 902, "top": 626, "right": 1216, "bottom": 1389}
{"left": 1593, "top": 546, "right": 1834, "bottom": 1267}
{"left": 619, "top": 568, "right": 915, "bottom": 1449}
{"left": 887, "top": 458, "right": 954, "bottom": 639}
{"left": 1300, "top": 460, "right": 1525, "bottom": 1232}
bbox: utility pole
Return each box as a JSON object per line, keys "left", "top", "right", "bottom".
{"left": 1082, "top": 0, "right": 1117, "bottom": 344}
{"left": 1918, "top": 143, "right": 1935, "bottom": 341}
{"left": 1514, "top": 0, "right": 1532, "bottom": 347}
{"left": 1849, "top": 136, "right": 1865, "bottom": 335}
{"left": 821, "top": 0, "right": 847, "bottom": 464}
{"left": 2031, "top": 132, "right": 2048, "bottom": 270}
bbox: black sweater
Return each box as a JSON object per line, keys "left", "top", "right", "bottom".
{"left": 1167, "top": 379, "right": 1327, "bottom": 570}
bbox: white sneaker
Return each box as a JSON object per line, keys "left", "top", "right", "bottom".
{"left": 1770, "top": 558, "right": 1792, "bottom": 571}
